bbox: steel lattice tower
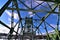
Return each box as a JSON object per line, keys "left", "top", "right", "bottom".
{"left": 0, "top": 0, "right": 60, "bottom": 40}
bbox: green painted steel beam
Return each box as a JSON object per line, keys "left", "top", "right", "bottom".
{"left": 35, "top": 4, "right": 58, "bottom": 32}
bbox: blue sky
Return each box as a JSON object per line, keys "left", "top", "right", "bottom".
{"left": 0, "top": 0, "right": 60, "bottom": 35}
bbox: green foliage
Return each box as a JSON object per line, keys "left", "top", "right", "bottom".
{"left": 49, "top": 27, "right": 60, "bottom": 40}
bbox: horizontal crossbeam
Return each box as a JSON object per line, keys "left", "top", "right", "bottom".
{"left": 7, "top": 7, "right": 59, "bottom": 14}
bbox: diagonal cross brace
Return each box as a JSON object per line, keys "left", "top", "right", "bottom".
{"left": 0, "top": 21, "right": 18, "bottom": 34}
{"left": 0, "top": 0, "right": 12, "bottom": 16}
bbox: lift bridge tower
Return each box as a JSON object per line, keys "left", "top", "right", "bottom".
{"left": 21, "top": 17, "right": 36, "bottom": 40}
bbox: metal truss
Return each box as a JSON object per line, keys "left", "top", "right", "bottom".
{"left": 0, "top": 0, "right": 60, "bottom": 40}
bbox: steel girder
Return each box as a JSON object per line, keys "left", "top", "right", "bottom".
{"left": 7, "top": 7, "right": 59, "bottom": 14}
{"left": 0, "top": 0, "right": 12, "bottom": 16}
{"left": 0, "top": 21, "right": 18, "bottom": 34}
{"left": 0, "top": 0, "right": 60, "bottom": 39}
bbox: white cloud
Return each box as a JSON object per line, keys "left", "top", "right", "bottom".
{"left": 0, "top": 24, "right": 10, "bottom": 34}
{"left": 50, "top": 24, "right": 57, "bottom": 28}
{"left": 5, "top": 10, "right": 20, "bottom": 34}
{"left": 7, "top": 18, "right": 21, "bottom": 35}
{"left": 50, "top": 24, "right": 60, "bottom": 28}
{"left": 0, "top": 23, "right": 21, "bottom": 35}
{"left": 5, "top": 10, "right": 11, "bottom": 16}
{"left": 0, "top": 14, "right": 21, "bottom": 35}
{"left": 7, "top": 17, "right": 17, "bottom": 27}
{"left": 29, "top": 12, "right": 33, "bottom": 15}
{"left": 29, "top": 14, "right": 35, "bottom": 17}
{"left": 0, "top": 7, "right": 1, "bottom": 9}
{"left": 52, "top": 13, "right": 58, "bottom": 16}
{"left": 5, "top": 10, "right": 19, "bottom": 20}
{"left": 48, "top": 30, "right": 55, "bottom": 33}
{"left": 25, "top": 0, "right": 43, "bottom": 8}
{"left": 8, "top": 18, "right": 11, "bottom": 22}
{"left": 35, "top": 1, "right": 43, "bottom": 4}
{"left": 7, "top": 15, "right": 21, "bottom": 34}
{"left": 25, "top": 1, "right": 31, "bottom": 8}
{"left": 48, "top": 24, "right": 60, "bottom": 34}
{"left": 14, "top": 13, "right": 19, "bottom": 19}
{"left": 36, "top": 24, "right": 60, "bottom": 35}
{"left": 28, "top": 12, "right": 35, "bottom": 17}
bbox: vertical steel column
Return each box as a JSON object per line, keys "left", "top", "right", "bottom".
{"left": 31, "top": 17, "right": 33, "bottom": 40}
{"left": 13, "top": 0, "right": 22, "bottom": 40}
{"left": 59, "top": 5, "right": 60, "bottom": 40}
{"left": 30, "top": 18, "right": 33, "bottom": 40}
{"left": 55, "top": 5, "right": 60, "bottom": 40}
{"left": 58, "top": 5, "right": 60, "bottom": 31}
{"left": 8, "top": 1, "right": 14, "bottom": 40}
{"left": 15, "top": 23, "right": 20, "bottom": 40}
{"left": 57, "top": 5, "right": 60, "bottom": 40}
